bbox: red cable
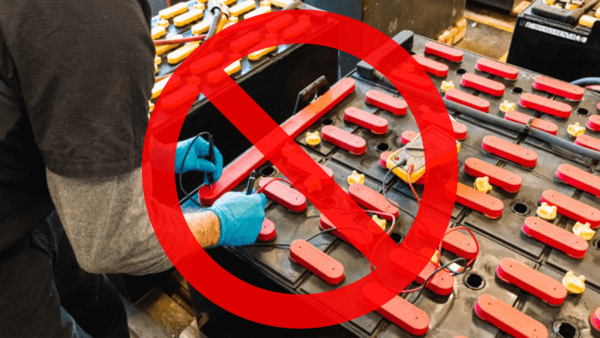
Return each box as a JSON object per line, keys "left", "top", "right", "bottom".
{"left": 407, "top": 164, "right": 420, "bottom": 205}
{"left": 154, "top": 35, "right": 206, "bottom": 45}
{"left": 167, "top": 0, "right": 172, "bottom": 6}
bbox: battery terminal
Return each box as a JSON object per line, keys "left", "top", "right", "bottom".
{"left": 441, "top": 80, "right": 455, "bottom": 93}
{"left": 157, "top": 19, "right": 170, "bottom": 28}
{"left": 573, "top": 221, "right": 595, "bottom": 240}
{"left": 371, "top": 215, "right": 386, "bottom": 231}
{"left": 193, "top": 2, "right": 205, "bottom": 10}
{"left": 568, "top": 122, "right": 586, "bottom": 138}
{"left": 149, "top": 101, "right": 155, "bottom": 113}
{"left": 261, "top": 1, "right": 271, "bottom": 6}
{"left": 474, "top": 176, "right": 493, "bottom": 194}
{"left": 430, "top": 250, "right": 440, "bottom": 265}
{"left": 562, "top": 271, "right": 586, "bottom": 294}
{"left": 305, "top": 131, "right": 321, "bottom": 147}
{"left": 537, "top": 202, "right": 557, "bottom": 220}
{"left": 499, "top": 100, "right": 516, "bottom": 114}
{"left": 544, "top": 0, "right": 556, "bottom": 4}
{"left": 579, "top": 15, "right": 599, "bottom": 27}
{"left": 347, "top": 170, "right": 365, "bottom": 185}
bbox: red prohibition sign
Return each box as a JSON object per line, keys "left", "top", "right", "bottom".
{"left": 143, "top": 10, "right": 458, "bottom": 329}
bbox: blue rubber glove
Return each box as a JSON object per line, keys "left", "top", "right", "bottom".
{"left": 175, "top": 136, "right": 223, "bottom": 184}
{"left": 209, "top": 192, "right": 267, "bottom": 246}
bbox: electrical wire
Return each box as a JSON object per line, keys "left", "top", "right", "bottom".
{"left": 405, "top": 257, "right": 468, "bottom": 304}
{"left": 178, "top": 132, "right": 212, "bottom": 208}
{"left": 571, "top": 77, "right": 600, "bottom": 87}
{"left": 154, "top": 35, "right": 207, "bottom": 45}
{"left": 206, "top": 8, "right": 223, "bottom": 40}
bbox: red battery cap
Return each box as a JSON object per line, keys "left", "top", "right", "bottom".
{"left": 556, "top": 164, "right": 600, "bottom": 198}
{"left": 365, "top": 90, "right": 408, "bottom": 116}
{"left": 497, "top": 258, "right": 567, "bottom": 306}
{"left": 455, "top": 182, "right": 504, "bottom": 219}
{"left": 424, "top": 41, "right": 463, "bottom": 62}
{"left": 540, "top": 189, "right": 600, "bottom": 228}
{"left": 474, "top": 294, "right": 548, "bottom": 338}
{"left": 283, "top": 20, "right": 311, "bottom": 39}
{"left": 575, "top": 134, "right": 600, "bottom": 152}
{"left": 519, "top": 93, "right": 572, "bottom": 118}
{"left": 441, "top": 230, "right": 479, "bottom": 260}
{"left": 482, "top": 135, "right": 538, "bottom": 168}
{"left": 258, "top": 177, "right": 307, "bottom": 213}
{"left": 344, "top": 107, "right": 388, "bottom": 135}
{"left": 522, "top": 217, "right": 588, "bottom": 259}
{"left": 230, "top": 31, "right": 260, "bottom": 52}
{"left": 257, "top": 218, "right": 276, "bottom": 242}
{"left": 362, "top": 283, "right": 430, "bottom": 336}
{"left": 504, "top": 110, "right": 558, "bottom": 135}
{"left": 321, "top": 125, "right": 367, "bottom": 155}
{"left": 461, "top": 73, "right": 506, "bottom": 97}
{"left": 475, "top": 58, "right": 519, "bottom": 80}
{"left": 416, "top": 262, "right": 455, "bottom": 296}
{"left": 591, "top": 308, "right": 600, "bottom": 331}
{"left": 401, "top": 130, "right": 418, "bottom": 145}
{"left": 445, "top": 89, "right": 490, "bottom": 113}
{"left": 380, "top": 151, "right": 393, "bottom": 167}
{"left": 348, "top": 183, "right": 399, "bottom": 220}
{"left": 533, "top": 76, "right": 584, "bottom": 101}
{"left": 290, "top": 239, "right": 344, "bottom": 285}
{"left": 413, "top": 54, "right": 449, "bottom": 77}
{"left": 464, "top": 157, "right": 522, "bottom": 193}
{"left": 452, "top": 120, "right": 468, "bottom": 141}
{"left": 265, "top": 13, "right": 293, "bottom": 32}
{"left": 587, "top": 115, "right": 600, "bottom": 132}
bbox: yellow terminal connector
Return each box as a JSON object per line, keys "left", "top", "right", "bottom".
{"left": 573, "top": 222, "right": 596, "bottom": 240}
{"left": 537, "top": 202, "right": 557, "bottom": 221}
{"left": 596, "top": 7, "right": 600, "bottom": 18}
{"left": 155, "top": 56, "right": 162, "bottom": 65}
{"left": 563, "top": 271, "right": 586, "bottom": 294}
{"left": 229, "top": 1, "right": 256, "bottom": 17}
{"left": 149, "top": 101, "right": 155, "bottom": 113}
{"left": 229, "top": 16, "right": 239, "bottom": 23}
{"left": 568, "top": 122, "right": 586, "bottom": 138}
{"left": 347, "top": 170, "right": 365, "bottom": 185}
{"left": 566, "top": 2, "right": 580, "bottom": 10}
{"left": 192, "top": 20, "right": 211, "bottom": 35}
{"left": 579, "top": 15, "right": 599, "bottom": 28}
{"left": 245, "top": 6, "right": 271, "bottom": 19}
{"left": 430, "top": 250, "right": 440, "bottom": 265}
{"left": 157, "top": 19, "right": 170, "bottom": 28}
{"left": 167, "top": 42, "right": 201, "bottom": 64}
{"left": 159, "top": 2, "right": 188, "bottom": 20}
{"left": 248, "top": 46, "right": 277, "bottom": 61}
{"left": 193, "top": 2, "right": 205, "bottom": 10}
{"left": 174, "top": 9, "right": 204, "bottom": 27}
{"left": 261, "top": 1, "right": 272, "bottom": 6}
{"left": 222, "top": 0, "right": 237, "bottom": 4}
{"left": 372, "top": 215, "right": 387, "bottom": 231}
{"left": 271, "top": 0, "right": 293, "bottom": 7}
{"left": 224, "top": 60, "right": 242, "bottom": 76}
{"left": 499, "top": 100, "right": 516, "bottom": 113}
{"left": 544, "top": 0, "right": 556, "bottom": 4}
{"left": 441, "top": 80, "right": 455, "bottom": 93}
{"left": 155, "top": 34, "right": 183, "bottom": 56}
{"left": 151, "top": 26, "right": 166, "bottom": 40}
{"left": 305, "top": 131, "right": 321, "bottom": 147}
{"left": 474, "top": 176, "right": 493, "bottom": 194}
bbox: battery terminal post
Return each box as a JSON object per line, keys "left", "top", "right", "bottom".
{"left": 441, "top": 80, "right": 455, "bottom": 93}
{"left": 563, "top": 271, "right": 586, "bottom": 294}
{"left": 537, "top": 202, "right": 557, "bottom": 220}
{"left": 347, "top": 170, "right": 365, "bottom": 185}
{"left": 474, "top": 176, "right": 493, "bottom": 193}
{"left": 305, "top": 131, "right": 321, "bottom": 147}
{"left": 573, "top": 221, "right": 596, "bottom": 240}
{"left": 499, "top": 100, "right": 516, "bottom": 114}
{"left": 568, "top": 122, "right": 586, "bottom": 138}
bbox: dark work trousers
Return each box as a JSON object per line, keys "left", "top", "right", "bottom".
{"left": 0, "top": 211, "right": 129, "bottom": 338}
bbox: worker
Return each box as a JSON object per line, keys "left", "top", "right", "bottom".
{"left": 0, "top": 1, "right": 266, "bottom": 337}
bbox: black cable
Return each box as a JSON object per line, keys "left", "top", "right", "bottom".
{"left": 571, "top": 77, "right": 600, "bottom": 87}
{"left": 304, "top": 228, "right": 337, "bottom": 242}
{"left": 408, "top": 257, "right": 468, "bottom": 304}
{"left": 178, "top": 132, "right": 212, "bottom": 208}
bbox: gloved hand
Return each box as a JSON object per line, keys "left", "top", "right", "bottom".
{"left": 209, "top": 192, "right": 267, "bottom": 246}
{"left": 175, "top": 136, "right": 223, "bottom": 184}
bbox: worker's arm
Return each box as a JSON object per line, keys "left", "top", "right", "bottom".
{"left": 47, "top": 167, "right": 267, "bottom": 275}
